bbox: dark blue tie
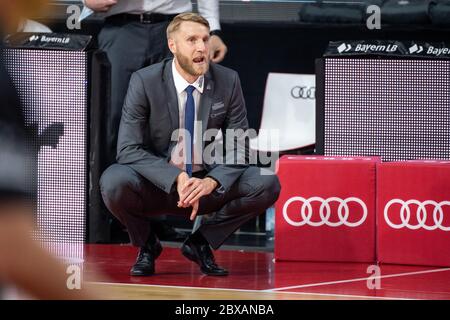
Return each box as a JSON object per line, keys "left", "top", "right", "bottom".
{"left": 185, "top": 85, "right": 196, "bottom": 177}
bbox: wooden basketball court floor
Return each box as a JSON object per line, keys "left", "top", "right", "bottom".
{"left": 84, "top": 244, "right": 450, "bottom": 300}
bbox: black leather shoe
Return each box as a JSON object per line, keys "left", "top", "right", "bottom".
{"left": 181, "top": 237, "right": 229, "bottom": 276}
{"left": 130, "top": 235, "right": 163, "bottom": 276}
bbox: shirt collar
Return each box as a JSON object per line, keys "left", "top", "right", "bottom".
{"left": 172, "top": 59, "right": 204, "bottom": 95}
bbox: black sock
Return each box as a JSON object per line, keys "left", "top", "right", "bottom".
{"left": 190, "top": 230, "right": 209, "bottom": 245}
{"left": 145, "top": 231, "right": 158, "bottom": 248}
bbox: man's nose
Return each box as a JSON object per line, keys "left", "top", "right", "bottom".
{"left": 196, "top": 40, "right": 207, "bottom": 52}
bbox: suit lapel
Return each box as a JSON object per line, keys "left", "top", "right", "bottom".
{"left": 162, "top": 60, "right": 179, "bottom": 156}
{"left": 199, "top": 70, "right": 214, "bottom": 136}
{"left": 163, "top": 60, "right": 179, "bottom": 133}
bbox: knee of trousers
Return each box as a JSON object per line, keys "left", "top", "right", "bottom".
{"left": 99, "top": 164, "right": 140, "bottom": 208}
{"left": 248, "top": 174, "right": 281, "bottom": 208}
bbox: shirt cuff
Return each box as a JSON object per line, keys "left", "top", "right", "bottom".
{"left": 209, "top": 21, "right": 221, "bottom": 33}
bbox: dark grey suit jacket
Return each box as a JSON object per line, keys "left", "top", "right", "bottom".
{"left": 116, "top": 58, "right": 250, "bottom": 194}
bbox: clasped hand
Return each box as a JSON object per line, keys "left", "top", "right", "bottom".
{"left": 176, "top": 172, "right": 218, "bottom": 221}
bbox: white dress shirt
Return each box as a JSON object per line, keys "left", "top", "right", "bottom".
{"left": 81, "top": 0, "right": 220, "bottom": 31}
{"left": 169, "top": 59, "right": 204, "bottom": 173}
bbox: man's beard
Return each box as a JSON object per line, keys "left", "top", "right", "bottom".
{"left": 175, "top": 52, "right": 209, "bottom": 78}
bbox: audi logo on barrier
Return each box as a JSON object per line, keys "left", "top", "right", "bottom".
{"left": 282, "top": 196, "right": 368, "bottom": 227}
{"left": 384, "top": 199, "right": 450, "bottom": 231}
{"left": 290, "top": 86, "right": 315, "bottom": 100}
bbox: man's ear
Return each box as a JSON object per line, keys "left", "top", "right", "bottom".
{"left": 168, "top": 38, "right": 176, "bottom": 55}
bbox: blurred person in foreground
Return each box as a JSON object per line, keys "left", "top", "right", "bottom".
{"left": 0, "top": 0, "right": 49, "bottom": 34}
{"left": 100, "top": 13, "right": 281, "bottom": 277}
{"left": 0, "top": 0, "right": 51, "bottom": 34}
{"left": 0, "top": 0, "right": 94, "bottom": 299}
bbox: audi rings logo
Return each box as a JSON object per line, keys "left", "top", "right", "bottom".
{"left": 282, "top": 196, "right": 368, "bottom": 227}
{"left": 384, "top": 199, "right": 450, "bottom": 231}
{"left": 290, "top": 86, "right": 315, "bottom": 100}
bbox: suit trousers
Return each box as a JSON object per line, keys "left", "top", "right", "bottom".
{"left": 100, "top": 164, "right": 281, "bottom": 249}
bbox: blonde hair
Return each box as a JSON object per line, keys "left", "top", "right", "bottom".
{"left": 166, "top": 13, "right": 210, "bottom": 39}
